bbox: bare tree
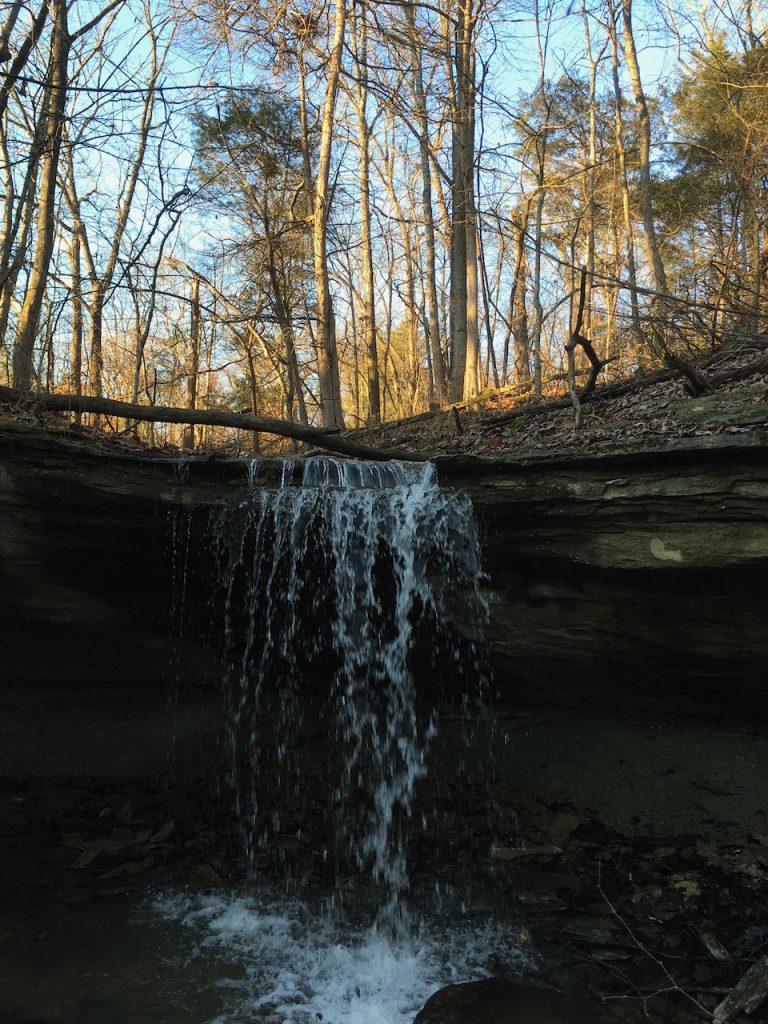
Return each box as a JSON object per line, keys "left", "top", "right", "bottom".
{"left": 621, "top": 0, "right": 667, "bottom": 294}
{"left": 312, "top": 0, "right": 347, "bottom": 429}
{"left": 351, "top": 0, "right": 381, "bottom": 424}
{"left": 11, "top": 0, "right": 128, "bottom": 391}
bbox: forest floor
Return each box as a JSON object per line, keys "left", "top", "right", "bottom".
{"left": 350, "top": 335, "right": 768, "bottom": 460}
{"left": 1, "top": 337, "right": 767, "bottom": 463}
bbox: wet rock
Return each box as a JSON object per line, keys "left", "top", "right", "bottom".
{"left": 692, "top": 777, "right": 743, "bottom": 796}
{"left": 542, "top": 813, "right": 581, "bottom": 843}
{"left": 560, "top": 915, "right": 618, "bottom": 946}
{"left": 670, "top": 873, "right": 703, "bottom": 898}
{"left": 490, "top": 843, "right": 561, "bottom": 861}
{"left": 510, "top": 868, "right": 582, "bottom": 905}
{"left": 97, "top": 859, "right": 153, "bottom": 880}
{"left": 150, "top": 821, "right": 174, "bottom": 843}
{"left": 186, "top": 862, "right": 223, "bottom": 887}
{"left": 700, "top": 931, "right": 731, "bottom": 961}
{"left": 413, "top": 978, "right": 600, "bottom": 1024}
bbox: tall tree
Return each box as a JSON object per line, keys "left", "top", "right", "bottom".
{"left": 448, "top": 0, "right": 482, "bottom": 402}
{"left": 11, "top": 0, "right": 128, "bottom": 391}
{"left": 12, "top": 0, "right": 70, "bottom": 390}
{"left": 668, "top": 37, "right": 768, "bottom": 333}
{"left": 194, "top": 89, "right": 312, "bottom": 425}
{"left": 621, "top": 0, "right": 667, "bottom": 295}
{"left": 404, "top": 1, "right": 449, "bottom": 403}
{"left": 312, "top": 0, "right": 347, "bottom": 428}
{"left": 351, "top": 1, "right": 381, "bottom": 424}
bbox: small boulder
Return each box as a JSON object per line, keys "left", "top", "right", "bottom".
{"left": 413, "top": 978, "right": 593, "bottom": 1024}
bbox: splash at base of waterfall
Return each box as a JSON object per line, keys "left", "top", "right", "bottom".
{"left": 152, "top": 886, "right": 530, "bottom": 1024}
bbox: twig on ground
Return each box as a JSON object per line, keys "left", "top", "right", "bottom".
{"left": 597, "top": 879, "right": 713, "bottom": 1018}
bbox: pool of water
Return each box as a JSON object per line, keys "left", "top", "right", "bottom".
{"left": 0, "top": 885, "right": 529, "bottom": 1024}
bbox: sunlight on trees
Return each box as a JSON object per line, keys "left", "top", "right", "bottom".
{"left": 0, "top": 0, "right": 765, "bottom": 449}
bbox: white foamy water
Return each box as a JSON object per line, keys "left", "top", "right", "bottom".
{"left": 152, "top": 889, "right": 529, "bottom": 1024}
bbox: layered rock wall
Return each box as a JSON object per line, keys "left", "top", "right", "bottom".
{"left": 1, "top": 421, "right": 766, "bottom": 710}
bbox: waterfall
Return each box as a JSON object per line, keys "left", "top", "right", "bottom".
{"left": 207, "top": 457, "right": 487, "bottom": 926}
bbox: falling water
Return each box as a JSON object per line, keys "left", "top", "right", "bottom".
{"left": 147, "top": 457, "right": 524, "bottom": 1023}
{"left": 207, "top": 457, "right": 487, "bottom": 928}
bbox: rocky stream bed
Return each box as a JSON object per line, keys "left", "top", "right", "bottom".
{"left": 1, "top": 687, "right": 767, "bottom": 1023}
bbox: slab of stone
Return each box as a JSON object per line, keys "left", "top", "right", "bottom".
{"left": 413, "top": 978, "right": 605, "bottom": 1024}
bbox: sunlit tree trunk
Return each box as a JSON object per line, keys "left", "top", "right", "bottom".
{"left": 462, "top": 8, "right": 479, "bottom": 401}
{"left": 448, "top": 0, "right": 480, "bottom": 402}
{"left": 405, "top": 2, "right": 448, "bottom": 403}
{"left": 507, "top": 203, "right": 532, "bottom": 384}
{"left": 621, "top": 0, "right": 667, "bottom": 295}
{"left": 182, "top": 276, "right": 200, "bottom": 450}
{"left": 245, "top": 343, "right": 260, "bottom": 455}
{"left": 312, "top": 0, "right": 347, "bottom": 429}
{"left": 605, "top": 0, "right": 643, "bottom": 353}
{"left": 375, "top": 121, "right": 421, "bottom": 414}
{"left": 12, "top": 0, "right": 69, "bottom": 391}
{"left": 581, "top": 1, "right": 605, "bottom": 339}
{"left": 12, "top": 0, "right": 126, "bottom": 392}
{"left": 749, "top": 200, "right": 762, "bottom": 333}
{"left": 0, "top": 110, "right": 37, "bottom": 378}
{"left": 477, "top": 207, "right": 501, "bottom": 390}
{"left": 69, "top": 230, "right": 83, "bottom": 421}
{"left": 528, "top": 0, "right": 554, "bottom": 401}
{"left": 352, "top": 2, "right": 380, "bottom": 424}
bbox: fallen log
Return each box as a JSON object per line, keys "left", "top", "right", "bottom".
{"left": 0, "top": 385, "right": 426, "bottom": 463}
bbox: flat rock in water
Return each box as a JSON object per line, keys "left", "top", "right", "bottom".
{"left": 413, "top": 979, "right": 595, "bottom": 1024}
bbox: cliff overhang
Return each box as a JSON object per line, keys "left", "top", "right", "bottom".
{"left": 1, "top": 419, "right": 765, "bottom": 709}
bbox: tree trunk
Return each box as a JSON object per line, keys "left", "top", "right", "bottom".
{"left": 87, "top": 37, "right": 158, "bottom": 399}
{"left": 352, "top": 3, "right": 380, "bottom": 425}
{"left": 245, "top": 347, "right": 260, "bottom": 456}
{"left": 69, "top": 229, "right": 83, "bottom": 423}
{"left": 89, "top": 281, "right": 105, "bottom": 397}
{"left": 505, "top": 203, "right": 531, "bottom": 384}
{"left": 0, "top": 114, "right": 37, "bottom": 375}
{"left": 477, "top": 207, "right": 501, "bottom": 390}
{"left": 0, "top": 1, "right": 49, "bottom": 123}
{"left": 312, "top": 0, "right": 346, "bottom": 429}
{"left": 448, "top": 1, "right": 476, "bottom": 403}
{"left": 606, "top": 0, "right": 643, "bottom": 353}
{"left": 750, "top": 199, "right": 762, "bottom": 334}
{"left": 405, "top": 2, "right": 448, "bottom": 403}
{"left": 621, "top": 0, "right": 667, "bottom": 295}
{"left": 12, "top": 0, "right": 69, "bottom": 391}
{"left": 263, "top": 208, "right": 308, "bottom": 425}
{"left": 582, "top": 0, "right": 603, "bottom": 340}
{"left": 530, "top": 160, "right": 547, "bottom": 400}
{"left": 182, "top": 277, "right": 200, "bottom": 450}
{"left": 529, "top": 0, "right": 550, "bottom": 401}
{"left": 463, "top": 30, "right": 480, "bottom": 402}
